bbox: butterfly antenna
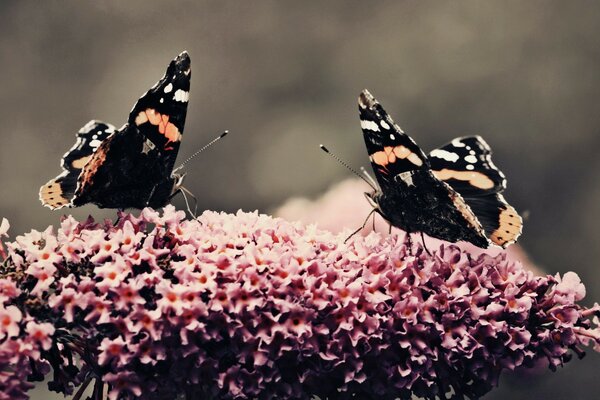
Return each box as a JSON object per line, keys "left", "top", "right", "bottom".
{"left": 173, "top": 130, "right": 229, "bottom": 173}
{"left": 319, "top": 144, "right": 377, "bottom": 190}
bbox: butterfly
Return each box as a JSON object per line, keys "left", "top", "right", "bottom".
{"left": 358, "top": 89, "right": 522, "bottom": 248}
{"left": 40, "top": 51, "right": 192, "bottom": 211}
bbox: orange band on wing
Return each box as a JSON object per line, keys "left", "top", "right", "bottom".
{"left": 432, "top": 169, "right": 494, "bottom": 190}
{"left": 135, "top": 108, "right": 182, "bottom": 147}
{"left": 71, "top": 156, "right": 91, "bottom": 169}
{"left": 370, "top": 145, "right": 423, "bottom": 167}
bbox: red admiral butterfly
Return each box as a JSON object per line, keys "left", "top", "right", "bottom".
{"left": 40, "top": 51, "right": 193, "bottom": 210}
{"left": 357, "top": 89, "right": 522, "bottom": 248}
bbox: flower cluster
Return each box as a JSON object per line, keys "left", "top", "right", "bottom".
{"left": 0, "top": 207, "right": 599, "bottom": 400}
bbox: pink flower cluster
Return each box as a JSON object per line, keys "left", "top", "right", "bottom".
{"left": 0, "top": 207, "right": 598, "bottom": 400}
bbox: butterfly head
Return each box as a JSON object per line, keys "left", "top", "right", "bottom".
{"left": 171, "top": 172, "right": 187, "bottom": 195}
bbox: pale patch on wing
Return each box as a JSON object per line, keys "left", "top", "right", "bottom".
{"left": 489, "top": 202, "right": 523, "bottom": 248}
{"left": 407, "top": 153, "right": 423, "bottom": 166}
{"left": 464, "top": 155, "right": 477, "bottom": 163}
{"left": 432, "top": 169, "right": 495, "bottom": 190}
{"left": 174, "top": 89, "right": 189, "bottom": 102}
{"left": 430, "top": 149, "right": 459, "bottom": 163}
{"left": 398, "top": 171, "right": 414, "bottom": 186}
{"left": 370, "top": 145, "right": 424, "bottom": 167}
{"left": 134, "top": 108, "right": 182, "bottom": 145}
{"left": 135, "top": 111, "right": 149, "bottom": 126}
{"left": 39, "top": 178, "right": 71, "bottom": 210}
{"left": 360, "top": 119, "right": 380, "bottom": 132}
{"left": 451, "top": 138, "right": 466, "bottom": 147}
{"left": 71, "top": 156, "right": 92, "bottom": 169}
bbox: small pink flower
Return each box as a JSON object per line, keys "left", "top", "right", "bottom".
{"left": 105, "top": 372, "right": 142, "bottom": 400}
{"left": 0, "top": 305, "right": 21, "bottom": 339}
{"left": 25, "top": 322, "right": 55, "bottom": 351}
{"left": 554, "top": 271, "right": 586, "bottom": 303}
{"left": 95, "top": 255, "right": 130, "bottom": 291}
{"left": 98, "top": 336, "right": 130, "bottom": 366}
{"left": 0, "top": 279, "right": 20, "bottom": 304}
{"left": 25, "top": 261, "right": 57, "bottom": 296}
{"left": 111, "top": 280, "right": 146, "bottom": 311}
{"left": 48, "top": 287, "right": 79, "bottom": 323}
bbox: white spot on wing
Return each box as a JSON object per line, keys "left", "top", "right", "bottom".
{"left": 380, "top": 120, "right": 390, "bottom": 130}
{"left": 430, "top": 149, "right": 459, "bottom": 162}
{"left": 360, "top": 120, "right": 379, "bottom": 132}
{"left": 466, "top": 164, "right": 474, "bottom": 170}
{"left": 398, "top": 171, "right": 414, "bottom": 186}
{"left": 89, "top": 139, "right": 102, "bottom": 148}
{"left": 389, "top": 134, "right": 395, "bottom": 140}
{"left": 464, "top": 155, "right": 477, "bottom": 163}
{"left": 451, "top": 138, "right": 466, "bottom": 147}
{"left": 164, "top": 83, "right": 173, "bottom": 93}
{"left": 174, "top": 89, "right": 189, "bottom": 102}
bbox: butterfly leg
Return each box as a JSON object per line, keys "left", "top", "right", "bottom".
{"left": 372, "top": 211, "right": 377, "bottom": 232}
{"left": 145, "top": 185, "right": 157, "bottom": 207}
{"left": 114, "top": 209, "right": 124, "bottom": 226}
{"left": 420, "top": 231, "right": 432, "bottom": 256}
{"left": 178, "top": 186, "right": 198, "bottom": 219}
{"left": 345, "top": 208, "right": 376, "bottom": 244}
{"left": 404, "top": 232, "right": 413, "bottom": 255}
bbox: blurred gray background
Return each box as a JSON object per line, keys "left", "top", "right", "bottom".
{"left": 0, "top": 1, "right": 597, "bottom": 399}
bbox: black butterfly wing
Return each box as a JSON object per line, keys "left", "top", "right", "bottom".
{"left": 429, "top": 136, "right": 506, "bottom": 196}
{"left": 358, "top": 89, "right": 429, "bottom": 190}
{"left": 428, "top": 136, "right": 522, "bottom": 247}
{"left": 39, "top": 120, "right": 116, "bottom": 209}
{"left": 72, "top": 51, "right": 191, "bottom": 209}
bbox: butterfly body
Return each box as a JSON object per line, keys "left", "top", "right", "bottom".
{"left": 70, "top": 129, "right": 182, "bottom": 209}
{"left": 359, "top": 89, "right": 522, "bottom": 248}
{"left": 40, "top": 51, "right": 191, "bottom": 210}
{"left": 368, "top": 170, "right": 491, "bottom": 248}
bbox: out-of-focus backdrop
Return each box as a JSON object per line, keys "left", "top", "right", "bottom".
{"left": 0, "top": 1, "right": 598, "bottom": 399}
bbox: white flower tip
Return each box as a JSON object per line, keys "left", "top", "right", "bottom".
{"left": 0, "top": 218, "right": 9, "bottom": 237}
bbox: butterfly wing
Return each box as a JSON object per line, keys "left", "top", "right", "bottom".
{"left": 358, "top": 89, "right": 429, "bottom": 190}
{"left": 428, "top": 136, "right": 522, "bottom": 247}
{"left": 39, "top": 120, "right": 116, "bottom": 209}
